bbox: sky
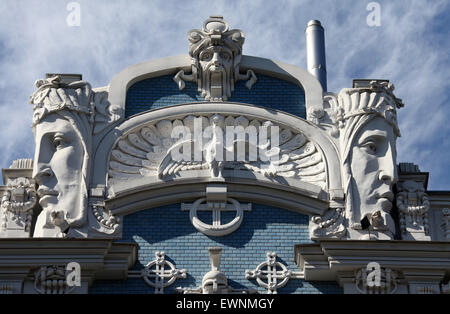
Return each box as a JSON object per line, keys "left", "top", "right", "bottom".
{"left": 0, "top": 0, "right": 449, "bottom": 190}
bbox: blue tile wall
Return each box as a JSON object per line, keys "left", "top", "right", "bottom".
{"left": 89, "top": 203, "right": 342, "bottom": 294}
{"left": 124, "top": 74, "right": 306, "bottom": 118}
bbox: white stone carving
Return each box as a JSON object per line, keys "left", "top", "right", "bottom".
{"left": 309, "top": 207, "right": 346, "bottom": 239}
{"left": 176, "top": 247, "right": 255, "bottom": 294}
{"left": 92, "top": 203, "right": 120, "bottom": 231}
{"left": 245, "top": 252, "right": 304, "bottom": 294}
{"left": 355, "top": 267, "right": 398, "bottom": 294}
{"left": 335, "top": 81, "right": 404, "bottom": 240}
{"left": 92, "top": 90, "right": 124, "bottom": 135}
{"left": 442, "top": 208, "right": 450, "bottom": 241}
{"left": 396, "top": 180, "right": 430, "bottom": 240}
{"left": 108, "top": 114, "right": 326, "bottom": 189}
{"left": 174, "top": 16, "right": 257, "bottom": 101}
{"left": 129, "top": 252, "right": 186, "bottom": 294}
{"left": 34, "top": 266, "right": 75, "bottom": 294}
{"left": 1, "top": 177, "right": 36, "bottom": 237}
{"left": 182, "top": 199, "right": 251, "bottom": 237}
{"left": 31, "top": 75, "right": 93, "bottom": 238}
{"left": 30, "top": 75, "right": 123, "bottom": 238}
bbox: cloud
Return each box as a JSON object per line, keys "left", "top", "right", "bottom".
{"left": 0, "top": 0, "right": 448, "bottom": 189}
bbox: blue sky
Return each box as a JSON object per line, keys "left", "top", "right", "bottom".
{"left": 0, "top": 0, "right": 449, "bottom": 190}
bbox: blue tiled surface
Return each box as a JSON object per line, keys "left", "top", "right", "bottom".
{"left": 125, "top": 74, "right": 306, "bottom": 118}
{"left": 89, "top": 203, "right": 342, "bottom": 294}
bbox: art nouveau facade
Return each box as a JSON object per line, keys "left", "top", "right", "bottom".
{"left": 0, "top": 16, "right": 449, "bottom": 294}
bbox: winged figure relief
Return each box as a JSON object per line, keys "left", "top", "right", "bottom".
{"left": 108, "top": 115, "right": 326, "bottom": 188}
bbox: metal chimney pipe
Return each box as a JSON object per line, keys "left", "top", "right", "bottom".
{"left": 305, "top": 20, "right": 327, "bottom": 92}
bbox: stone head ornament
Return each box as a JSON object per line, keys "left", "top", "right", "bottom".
{"left": 174, "top": 16, "right": 257, "bottom": 101}
{"left": 336, "top": 81, "right": 404, "bottom": 239}
{"left": 30, "top": 75, "right": 94, "bottom": 237}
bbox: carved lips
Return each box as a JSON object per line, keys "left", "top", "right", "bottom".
{"left": 377, "top": 191, "right": 394, "bottom": 211}
{"left": 36, "top": 187, "right": 58, "bottom": 206}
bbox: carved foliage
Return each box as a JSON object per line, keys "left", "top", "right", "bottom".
{"left": 1, "top": 177, "right": 36, "bottom": 233}
{"left": 396, "top": 180, "right": 430, "bottom": 237}
{"left": 30, "top": 75, "right": 122, "bottom": 132}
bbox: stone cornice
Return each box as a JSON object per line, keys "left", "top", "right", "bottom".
{"left": 295, "top": 240, "right": 450, "bottom": 282}
{"left": 0, "top": 239, "right": 137, "bottom": 290}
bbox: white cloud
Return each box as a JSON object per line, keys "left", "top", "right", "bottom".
{"left": 0, "top": 0, "right": 448, "bottom": 189}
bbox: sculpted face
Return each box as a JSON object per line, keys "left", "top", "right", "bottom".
{"left": 349, "top": 116, "right": 398, "bottom": 234}
{"left": 33, "top": 113, "right": 84, "bottom": 237}
{"left": 198, "top": 45, "right": 234, "bottom": 100}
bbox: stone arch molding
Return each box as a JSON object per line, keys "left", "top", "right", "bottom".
{"left": 95, "top": 103, "right": 342, "bottom": 225}
{"left": 105, "top": 54, "right": 325, "bottom": 125}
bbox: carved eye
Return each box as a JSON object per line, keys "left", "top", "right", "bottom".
{"left": 219, "top": 51, "right": 231, "bottom": 61}
{"left": 53, "top": 136, "right": 67, "bottom": 150}
{"left": 361, "top": 141, "right": 377, "bottom": 154}
{"left": 201, "top": 52, "right": 212, "bottom": 61}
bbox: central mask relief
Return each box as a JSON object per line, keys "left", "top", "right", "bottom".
{"left": 174, "top": 16, "right": 257, "bottom": 101}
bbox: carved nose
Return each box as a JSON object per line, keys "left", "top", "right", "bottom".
{"left": 212, "top": 52, "right": 220, "bottom": 64}
{"left": 378, "top": 170, "right": 394, "bottom": 184}
{"left": 33, "top": 167, "right": 54, "bottom": 184}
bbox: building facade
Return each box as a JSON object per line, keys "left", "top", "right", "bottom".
{"left": 0, "top": 16, "right": 449, "bottom": 295}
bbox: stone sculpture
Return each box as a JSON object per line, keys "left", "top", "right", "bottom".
{"left": 336, "top": 81, "right": 404, "bottom": 239}
{"left": 396, "top": 180, "right": 430, "bottom": 240}
{"left": 176, "top": 247, "right": 255, "bottom": 294}
{"left": 30, "top": 75, "right": 93, "bottom": 238}
{"left": 174, "top": 16, "right": 257, "bottom": 101}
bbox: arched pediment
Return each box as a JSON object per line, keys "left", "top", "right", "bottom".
{"left": 94, "top": 103, "right": 342, "bottom": 218}
{"left": 105, "top": 54, "right": 325, "bottom": 124}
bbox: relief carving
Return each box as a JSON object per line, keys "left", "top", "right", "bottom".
{"left": 174, "top": 16, "right": 257, "bottom": 101}
{"left": 108, "top": 114, "right": 326, "bottom": 189}
{"left": 396, "top": 180, "right": 430, "bottom": 240}
{"left": 176, "top": 247, "right": 255, "bottom": 294}
{"left": 34, "top": 266, "right": 75, "bottom": 294}
{"left": 1, "top": 177, "right": 36, "bottom": 236}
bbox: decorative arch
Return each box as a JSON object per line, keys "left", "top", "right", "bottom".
{"left": 92, "top": 103, "right": 341, "bottom": 219}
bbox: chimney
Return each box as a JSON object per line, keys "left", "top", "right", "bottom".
{"left": 305, "top": 20, "right": 327, "bottom": 92}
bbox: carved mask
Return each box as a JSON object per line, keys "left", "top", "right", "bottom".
{"left": 172, "top": 16, "right": 258, "bottom": 101}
